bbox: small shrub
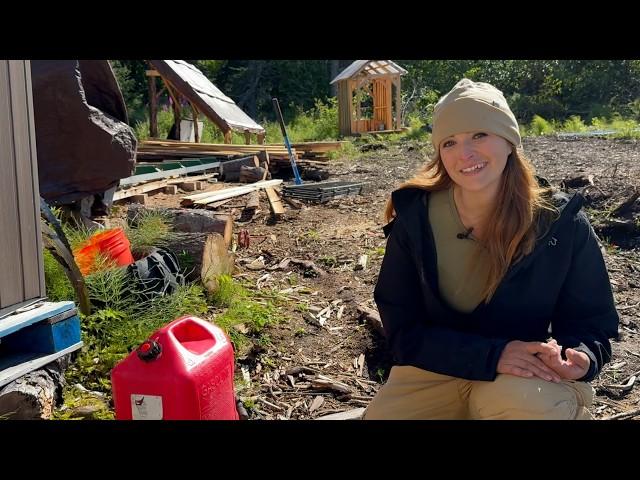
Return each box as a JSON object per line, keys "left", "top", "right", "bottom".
{"left": 528, "top": 115, "right": 554, "bottom": 136}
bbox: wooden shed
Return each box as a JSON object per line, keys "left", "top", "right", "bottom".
{"left": 330, "top": 60, "right": 407, "bottom": 137}
{"left": 146, "top": 60, "right": 265, "bottom": 145}
{"left": 0, "top": 60, "right": 46, "bottom": 318}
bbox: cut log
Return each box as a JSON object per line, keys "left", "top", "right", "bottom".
{"left": 165, "top": 232, "right": 229, "bottom": 280}
{"left": 219, "top": 155, "right": 259, "bottom": 182}
{"left": 0, "top": 357, "right": 68, "bottom": 420}
{"left": 239, "top": 166, "right": 267, "bottom": 184}
{"left": 128, "top": 205, "right": 233, "bottom": 245}
{"left": 201, "top": 234, "right": 235, "bottom": 293}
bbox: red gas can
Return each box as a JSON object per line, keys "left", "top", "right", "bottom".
{"left": 111, "top": 316, "right": 238, "bottom": 420}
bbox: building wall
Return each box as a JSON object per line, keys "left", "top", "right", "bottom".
{"left": 0, "top": 60, "right": 46, "bottom": 317}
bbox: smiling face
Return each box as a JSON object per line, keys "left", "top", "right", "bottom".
{"left": 439, "top": 131, "right": 512, "bottom": 196}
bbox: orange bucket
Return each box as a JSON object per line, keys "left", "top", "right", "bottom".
{"left": 74, "top": 228, "right": 134, "bottom": 275}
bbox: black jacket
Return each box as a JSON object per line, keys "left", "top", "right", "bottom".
{"left": 374, "top": 188, "right": 619, "bottom": 382}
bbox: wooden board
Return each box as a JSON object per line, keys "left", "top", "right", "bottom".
{"left": 0, "top": 301, "right": 74, "bottom": 338}
{"left": 265, "top": 187, "right": 285, "bottom": 216}
{"left": 0, "top": 341, "right": 83, "bottom": 389}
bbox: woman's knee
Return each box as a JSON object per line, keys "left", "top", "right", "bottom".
{"left": 468, "top": 374, "right": 594, "bottom": 420}
{"left": 363, "top": 366, "right": 468, "bottom": 419}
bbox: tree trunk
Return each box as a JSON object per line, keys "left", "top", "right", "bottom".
{"left": 0, "top": 357, "right": 68, "bottom": 420}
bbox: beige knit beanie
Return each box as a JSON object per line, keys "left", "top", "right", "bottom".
{"left": 431, "top": 78, "right": 521, "bottom": 150}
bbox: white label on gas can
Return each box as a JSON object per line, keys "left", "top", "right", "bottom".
{"left": 131, "top": 394, "right": 163, "bottom": 420}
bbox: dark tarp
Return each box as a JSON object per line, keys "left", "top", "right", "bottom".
{"left": 31, "top": 60, "right": 136, "bottom": 205}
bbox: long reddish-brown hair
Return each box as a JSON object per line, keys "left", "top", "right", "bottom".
{"left": 384, "top": 146, "right": 556, "bottom": 301}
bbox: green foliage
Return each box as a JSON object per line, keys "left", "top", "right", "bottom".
{"left": 303, "top": 230, "right": 320, "bottom": 241}
{"left": 67, "top": 283, "right": 208, "bottom": 391}
{"left": 110, "top": 60, "right": 148, "bottom": 125}
{"left": 43, "top": 250, "right": 74, "bottom": 301}
{"left": 114, "top": 59, "right": 640, "bottom": 139}
{"left": 318, "top": 256, "right": 338, "bottom": 268}
{"left": 134, "top": 109, "right": 175, "bottom": 141}
{"left": 62, "top": 222, "right": 94, "bottom": 252}
{"left": 209, "top": 274, "right": 245, "bottom": 308}
{"left": 528, "top": 115, "right": 555, "bottom": 136}
{"left": 125, "top": 209, "right": 172, "bottom": 257}
{"left": 609, "top": 117, "right": 640, "bottom": 139}
{"left": 331, "top": 140, "right": 363, "bottom": 160}
{"left": 262, "top": 98, "right": 339, "bottom": 143}
{"left": 401, "top": 60, "right": 640, "bottom": 126}
{"left": 209, "top": 275, "right": 282, "bottom": 350}
{"left": 52, "top": 386, "right": 114, "bottom": 420}
{"left": 400, "top": 114, "right": 429, "bottom": 141}
{"left": 561, "top": 115, "right": 588, "bottom": 132}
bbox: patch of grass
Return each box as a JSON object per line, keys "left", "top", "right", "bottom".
{"left": 332, "top": 140, "right": 364, "bottom": 161}
{"left": 209, "top": 274, "right": 245, "bottom": 308}
{"left": 52, "top": 386, "right": 114, "bottom": 420}
{"left": 126, "top": 209, "right": 173, "bottom": 257}
{"left": 303, "top": 230, "right": 320, "bottom": 241}
{"left": 242, "top": 397, "right": 256, "bottom": 410}
{"left": 369, "top": 247, "right": 386, "bottom": 256}
{"left": 261, "top": 356, "right": 277, "bottom": 368}
{"left": 295, "top": 302, "right": 309, "bottom": 313}
{"left": 318, "top": 256, "right": 338, "bottom": 267}
{"left": 294, "top": 327, "right": 306, "bottom": 337}
{"left": 209, "top": 275, "right": 283, "bottom": 353}
{"left": 66, "top": 283, "right": 208, "bottom": 392}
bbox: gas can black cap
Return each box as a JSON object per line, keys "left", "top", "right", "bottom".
{"left": 137, "top": 340, "right": 162, "bottom": 361}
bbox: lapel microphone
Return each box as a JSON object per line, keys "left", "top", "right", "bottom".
{"left": 456, "top": 227, "right": 474, "bottom": 240}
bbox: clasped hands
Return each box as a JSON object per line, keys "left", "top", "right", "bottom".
{"left": 497, "top": 339, "right": 590, "bottom": 382}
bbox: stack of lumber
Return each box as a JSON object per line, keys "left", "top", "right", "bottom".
{"left": 137, "top": 140, "right": 296, "bottom": 161}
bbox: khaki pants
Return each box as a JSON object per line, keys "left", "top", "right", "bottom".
{"left": 363, "top": 365, "right": 594, "bottom": 420}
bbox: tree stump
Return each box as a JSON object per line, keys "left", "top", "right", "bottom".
{"left": 201, "top": 233, "right": 235, "bottom": 293}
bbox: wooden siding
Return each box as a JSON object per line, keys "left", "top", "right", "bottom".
{"left": 337, "top": 81, "right": 352, "bottom": 137}
{"left": 0, "top": 60, "right": 45, "bottom": 316}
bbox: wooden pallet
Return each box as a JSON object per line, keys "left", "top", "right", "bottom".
{"left": 0, "top": 301, "right": 82, "bottom": 388}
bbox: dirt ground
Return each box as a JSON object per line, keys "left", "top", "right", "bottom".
{"left": 140, "top": 135, "right": 640, "bottom": 420}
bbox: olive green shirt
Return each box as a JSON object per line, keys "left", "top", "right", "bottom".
{"left": 428, "top": 188, "right": 490, "bottom": 313}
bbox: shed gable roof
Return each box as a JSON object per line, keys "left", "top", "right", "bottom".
{"left": 330, "top": 60, "right": 407, "bottom": 84}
